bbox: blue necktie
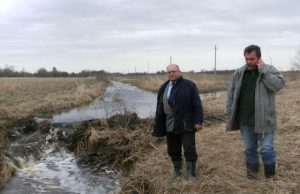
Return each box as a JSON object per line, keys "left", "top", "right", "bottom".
{"left": 168, "top": 82, "right": 175, "bottom": 108}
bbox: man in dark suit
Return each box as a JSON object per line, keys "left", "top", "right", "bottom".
{"left": 153, "top": 64, "right": 204, "bottom": 181}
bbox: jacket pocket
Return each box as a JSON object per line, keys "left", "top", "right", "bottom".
{"left": 264, "top": 107, "right": 276, "bottom": 126}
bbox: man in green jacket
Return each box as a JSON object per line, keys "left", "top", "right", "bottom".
{"left": 225, "top": 45, "right": 285, "bottom": 179}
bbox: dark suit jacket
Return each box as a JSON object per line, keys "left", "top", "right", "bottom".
{"left": 153, "top": 77, "right": 204, "bottom": 136}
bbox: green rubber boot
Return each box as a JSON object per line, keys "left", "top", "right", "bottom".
{"left": 169, "top": 160, "right": 182, "bottom": 180}
{"left": 186, "top": 161, "right": 196, "bottom": 181}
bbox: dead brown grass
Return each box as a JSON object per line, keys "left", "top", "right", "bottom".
{"left": 120, "top": 80, "right": 300, "bottom": 194}
{"left": 0, "top": 77, "right": 108, "bottom": 121}
{"left": 67, "top": 113, "right": 158, "bottom": 174}
{"left": 114, "top": 73, "right": 231, "bottom": 93}
{"left": 0, "top": 157, "right": 17, "bottom": 187}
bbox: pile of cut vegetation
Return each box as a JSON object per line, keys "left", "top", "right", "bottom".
{"left": 66, "top": 113, "right": 163, "bottom": 174}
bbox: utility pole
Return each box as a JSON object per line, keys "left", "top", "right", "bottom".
{"left": 147, "top": 62, "right": 149, "bottom": 74}
{"left": 170, "top": 56, "right": 172, "bottom": 64}
{"left": 135, "top": 66, "right": 136, "bottom": 75}
{"left": 214, "top": 45, "right": 217, "bottom": 75}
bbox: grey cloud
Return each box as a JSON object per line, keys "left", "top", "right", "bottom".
{"left": 0, "top": 0, "right": 300, "bottom": 72}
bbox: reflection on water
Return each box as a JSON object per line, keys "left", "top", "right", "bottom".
{"left": 52, "top": 81, "right": 158, "bottom": 123}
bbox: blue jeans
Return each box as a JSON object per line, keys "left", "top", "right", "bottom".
{"left": 240, "top": 125, "right": 276, "bottom": 165}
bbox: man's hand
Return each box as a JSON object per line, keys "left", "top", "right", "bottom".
{"left": 194, "top": 124, "right": 203, "bottom": 132}
{"left": 256, "top": 58, "right": 265, "bottom": 70}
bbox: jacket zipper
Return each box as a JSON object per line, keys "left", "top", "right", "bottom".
{"left": 257, "top": 72, "right": 265, "bottom": 139}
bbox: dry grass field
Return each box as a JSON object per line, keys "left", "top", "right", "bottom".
{"left": 0, "top": 77, "right": 108, "bottom": 189}
{"left": 1, "top": 72, "right": 299, "bottom": 193}
{"left": 119, "top": 78, "right": 300, "bottom": 193}
{"left": 114, "top": 73, "right": 232, "bottom": 93}
{"left": 0, "top": 77, "right": 108, "bottom": 121}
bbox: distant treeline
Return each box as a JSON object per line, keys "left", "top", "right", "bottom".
{"left": 121, "top": 69, "right": 236, "bottom": 76}
{"left": 0, "top": 65, "right": 236, "bottom": 77}
{"left": 0, "top": 65, "right": 106, "bottom": 77}
{"left": 1, "top": 64, "right": 298, "bottom": 78}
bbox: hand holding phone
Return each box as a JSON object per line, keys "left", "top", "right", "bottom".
{"left": 256, "top": 58, "right": 265, "bottom": 70}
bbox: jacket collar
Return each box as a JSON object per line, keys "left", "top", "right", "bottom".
{"left": 163, "top": 76, "right": 183, "bottom": 88}
{"left": 173, "top": 76, "right": 183, "bottom": 85}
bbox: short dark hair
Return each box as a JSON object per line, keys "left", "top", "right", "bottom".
{"left": 244, "top": 45, "right": 261, "bottom": 59}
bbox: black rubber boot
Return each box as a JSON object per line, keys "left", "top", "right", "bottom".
{"left": 169, "top": 160, "right": 182, "bottom": 180}
{"left": 186, "top": 161, "right": 196, "bottom": 181}
{"left": 246, "top": 163, "right": 259, "bottom": 179}
{"left": 264, "top": 163, "right": 276, "bottom": 179}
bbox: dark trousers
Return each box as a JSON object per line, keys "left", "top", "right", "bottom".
{"left": 167, "top": 132, "right": 197, "bottom": 162}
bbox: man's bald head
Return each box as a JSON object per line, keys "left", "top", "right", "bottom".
{"left": 167, "top": 64, "right": 181, "bottom": 81}
{"left": 167, "top": 64, "right": 181, "bottom": 72}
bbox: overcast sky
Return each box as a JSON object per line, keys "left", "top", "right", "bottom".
{"left": 0, "top": 0, "right": 300, "bottom": 73}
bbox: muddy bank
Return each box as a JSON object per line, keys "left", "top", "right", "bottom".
{"left": 1, "top": 114, "right": 126, "bottom": 193}
{"left": 1, "top": 112, "right": 165, "bottom": 193}
{"left": 67, "top": 113, "right": 161, "bottom": 175}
